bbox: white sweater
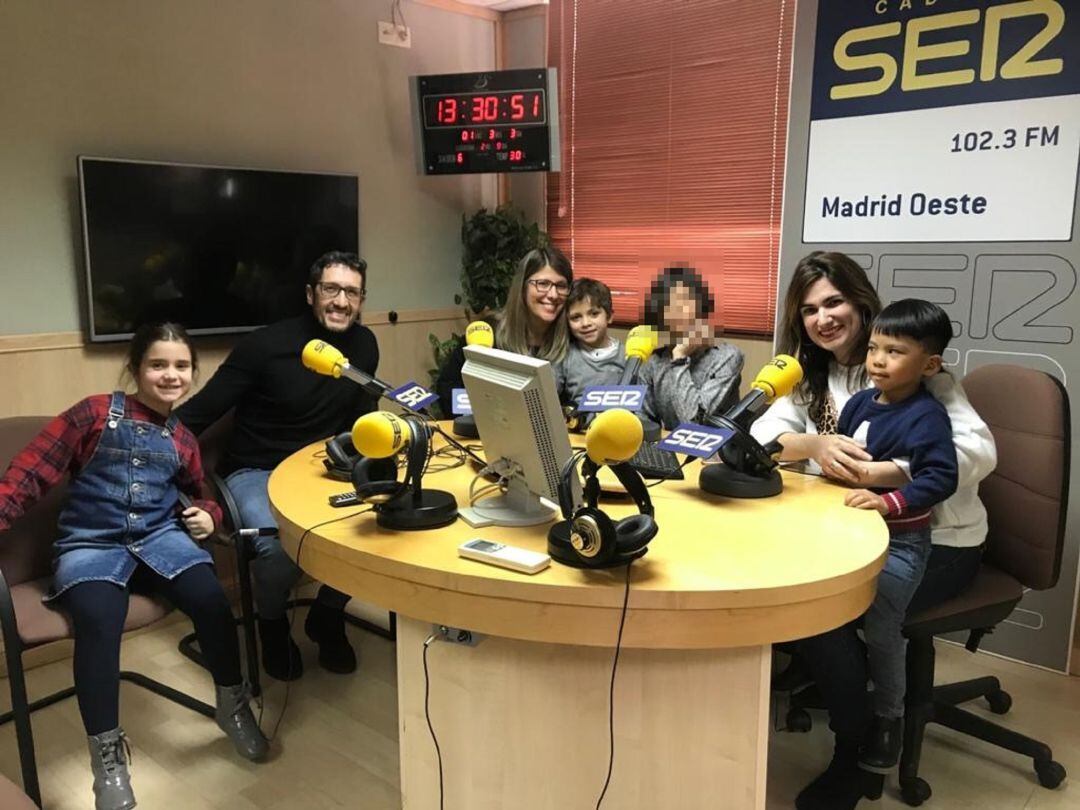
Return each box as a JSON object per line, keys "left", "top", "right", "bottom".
{"left": 750, "top": 364, "right": 997, "bottom": 548}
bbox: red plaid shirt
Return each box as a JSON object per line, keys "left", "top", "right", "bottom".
{"left": 0, "top": 394, "right": 222, "bottom": 532}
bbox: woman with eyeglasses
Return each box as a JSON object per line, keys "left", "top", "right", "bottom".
{"left": 436, "top": 246, "right": 573, "bottom": 415}
{"left": 638, "top": 266, "right": 744, "bottom": 429}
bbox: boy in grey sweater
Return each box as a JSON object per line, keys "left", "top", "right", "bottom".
{"left": 554, "top": 279, "right": 626, "bottom": 417}
{"left": 640, "top": 267, "right": 744, "bottom": 429}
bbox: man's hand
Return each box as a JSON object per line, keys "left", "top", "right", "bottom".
{"left": 182, "top": 506, "right": 214, "bottom": 540}
{"left": 844, "top": 489, "right": 888, "bottom": 515}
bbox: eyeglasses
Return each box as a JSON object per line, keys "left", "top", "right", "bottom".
{"left": 528, "top": 278, "right": 571, "bottom": 297}
{"left": 315, "top": 282, "right": 366, "bottom": 302}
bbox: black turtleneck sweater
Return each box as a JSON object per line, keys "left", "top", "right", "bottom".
{"left": 176, "top": 313, "right": 379, "bottom": 473}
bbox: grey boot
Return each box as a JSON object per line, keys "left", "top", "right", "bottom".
{"left": 87, "top": 727, "right": 136, "bottom": 810}
{"left": 215, "top": 683, "right": 269, "bottom": 761}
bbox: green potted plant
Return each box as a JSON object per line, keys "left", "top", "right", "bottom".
{"left": 427, "top": 204, "right": 548, "bottom": 410}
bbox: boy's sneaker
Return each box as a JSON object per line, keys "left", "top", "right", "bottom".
{"left": 859, "top": 715, "right": 903, "bottom": 773}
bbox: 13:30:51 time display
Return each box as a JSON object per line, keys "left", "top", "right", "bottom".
{"left": 424, "top": 90, "right": 546, "bottom": 128}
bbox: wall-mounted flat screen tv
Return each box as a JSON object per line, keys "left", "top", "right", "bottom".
{"left": 78, "top": 156, "right": 359, "bottom": 342}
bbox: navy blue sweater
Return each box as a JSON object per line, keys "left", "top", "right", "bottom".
{"left": 838, "top": 386, "right": 958, "bottom": 532}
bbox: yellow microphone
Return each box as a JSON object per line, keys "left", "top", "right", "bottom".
{"left": 618, "top": 325, "right": 658, "bottom": 385}
{"left": 465, "top": 320, "right": 495, "bottom": 348}
{"left": 351, "top": 411, "right": 415, "bottom": 459}
{"left": 302, "top": 339, "right": 391, "bottom": 395}
{"left": 723, "top": 354, "right": 804, "bottom": 431}
{"left": 585, "top": 408, "right": 644, "bottom": 466}
{"left": 750, "top": 354, "right": 803, "bottom": 400}
{"left": 302, "top": 340, "right": 346, "bottom": 378}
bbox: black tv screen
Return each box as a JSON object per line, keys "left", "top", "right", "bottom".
{"left": 77, "top": 157, "right": 359, "bottom": 341}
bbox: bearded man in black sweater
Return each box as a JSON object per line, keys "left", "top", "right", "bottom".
{"left": 177, "top": 251, "right": 378, "bottom": 681}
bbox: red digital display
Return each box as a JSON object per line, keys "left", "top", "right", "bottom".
{"left": 424, "top": 90, "right": 546, "bottom": 128}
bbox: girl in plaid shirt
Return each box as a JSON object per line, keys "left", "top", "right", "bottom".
{"left": 0, "top": 323, "right": 267, "bottom": 810}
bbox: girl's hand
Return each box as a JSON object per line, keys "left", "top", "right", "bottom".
{"left": 813, "top": 435, "right": 873, "bottom": 484}
{"left": 672, "top": 320, "right": 715, "bottom": 360}
{"left": 844, "top": 489, "right": 888, "bottom": 514}
{"left": 181, "top": 506, "right": 214, "bottom": 540}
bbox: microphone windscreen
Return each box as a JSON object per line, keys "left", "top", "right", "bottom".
{"left": 465, "top": 321, "right": 495, "bottom": 348}
{"left": 625, "top": 333, "right": 656, "bottom": 363}
{"left": 750, "top": 355, "right": 804, "bottom": 401}
{"left": 351, "top": 411, "right": 410, "bottom": 459}
{"left": 302, "top": 340, "right": 346, "bottom": 378}
{"left": 585, "top": 408, "right": 644, "bottom": 465}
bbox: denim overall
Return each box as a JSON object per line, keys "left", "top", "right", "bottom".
{"left": 48, "top": 391, "right": 212, "bottom": 601}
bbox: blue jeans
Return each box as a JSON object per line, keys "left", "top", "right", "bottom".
{"left": 864, "top": 529, "right": 932, "bottom": 719}
{"left": 225, "top": 468, "right": 302, "bottom": 620}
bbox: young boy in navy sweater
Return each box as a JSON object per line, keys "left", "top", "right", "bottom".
{"left": 838, "top": 299, "right": 958, "bottom": 773}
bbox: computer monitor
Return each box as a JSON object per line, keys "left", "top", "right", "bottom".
{"left": 459, "top": 345, "right": 577, "bottom": 527}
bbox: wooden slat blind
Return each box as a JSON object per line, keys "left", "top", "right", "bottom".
{"left": 546, "top": 0, "right": 794, "bottom": 335}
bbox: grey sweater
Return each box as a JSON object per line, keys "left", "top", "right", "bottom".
{"left": 640, "top": 343, "right": 744, "bottom": 429}
{"left": 554, "top": 339, "right": 626, "bottom": 406}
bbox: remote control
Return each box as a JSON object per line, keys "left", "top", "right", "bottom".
{"left": 458, "top": 538, "right": 551, "bottom": 575}
{"left": 328, "top": 491, "right": 361, "bottom": 507}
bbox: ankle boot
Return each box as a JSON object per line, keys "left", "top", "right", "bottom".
{"left": 87, "top": 727, "right": 136, "bottom": 810}
{"left": 795, "top": 738, "right": 876, "bottom": 810}
{"left": 258, "top": 616, "right": 303, "bottom": 681}
{"left": 215, "top": 683, "right": 270, "bottom": 762}
{"left": 859, "top": 714, "right": 903, "bottom": 773}
{"left": 304, "top": 600, "right": 357, "bottom": 674}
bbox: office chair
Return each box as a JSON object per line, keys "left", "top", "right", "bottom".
{"left": 0, "top": 416, "right": 216, "bottom": 807}
{"left": 896, "top": 364, "right": 1069, "bottom": 806}
{"left": 178, "top": 413, "right": 395, "bottom": 696}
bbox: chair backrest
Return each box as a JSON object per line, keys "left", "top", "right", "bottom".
{"left": 0, "top": 417, "right": 68, "bottom": 587}
{"left": 962, "top": 365, "right": 1070, "bottom": 591}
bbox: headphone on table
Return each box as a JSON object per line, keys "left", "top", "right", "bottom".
{"left": 324, "top": 432, "right": 360, "bottom": 480}
{"left": 349, "top": 414, "right": 431, "bottom": 504}
{"left": 549, "top": 451, "right": 658, "bottom": 568}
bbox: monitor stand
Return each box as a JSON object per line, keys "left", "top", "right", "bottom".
{"left": 458, "top": 477, "right": 558, "bottom": 528}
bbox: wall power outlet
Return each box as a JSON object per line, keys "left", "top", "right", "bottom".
{"left": 378, "top": 21, "right": 411, "bottom": 48}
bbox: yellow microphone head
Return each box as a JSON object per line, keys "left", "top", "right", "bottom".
{"left": 351, "top": 411, "right": 409, "bottom": 459}
{"left": 585, "top": 408, "right": 644, "bottom": 465}
{"left": 751, "top": 354, "right": 804, "bottom": 401}
{"left": 465, "top": 321, "right": 495, "bottom": 348}
{"left": 625, "top": 334, "right": 657, "bottom": 363}
{"left": 302, "top": 340, "right": 346, "bottom": 378}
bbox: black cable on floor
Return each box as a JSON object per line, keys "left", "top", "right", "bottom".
{"left": 595, "top": 561, "right": 633, "bottom": 809}
{"left": 423, "top": 632, "right": 445, "bottom": 810}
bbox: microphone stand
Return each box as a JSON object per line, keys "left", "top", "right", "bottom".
{"left": 698, "top": 414, "right": 784, "bottom": 498}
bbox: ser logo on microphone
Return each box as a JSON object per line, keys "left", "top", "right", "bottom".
{"left": 390, "top": 382, "right": 438, "bottom": 411}
{"left": 578, "top": 385, "right": 646, "bottom": 413}
{"left": 451, "top": 388, "right": 472, "bottom": 415}
{"left": 658, "top": 423, "right": 735, "bottom": 458}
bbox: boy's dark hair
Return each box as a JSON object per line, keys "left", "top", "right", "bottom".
{"left": 567, "top": 278, "right": 613, "bottom": 317}
{"left": 127, "top": 322, "right": 197, "bottom": 375}
{"left": 644, "top": 266, "right": 715, "bottom": 331}
{"left": 308, "top": 251, "right": 367, "bottom": 288}
{"left": 872, "top": 299, "right": 952, "bottom": 355}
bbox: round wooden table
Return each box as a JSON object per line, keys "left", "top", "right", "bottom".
{"left": 270, "top": 430, "right": 887, "bottom": 810}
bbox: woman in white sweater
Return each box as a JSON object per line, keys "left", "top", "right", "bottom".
{"left": 751, "top": 251, "right": 996, "bottom": 810}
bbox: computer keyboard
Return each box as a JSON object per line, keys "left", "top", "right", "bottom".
{"left": 629, "top": 442, "right": 684, "bottom": 480}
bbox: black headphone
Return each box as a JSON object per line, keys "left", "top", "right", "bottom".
{"left": 324, "top": 432, "right": 360, "bottom": 480}
{"left": 349, "top": 415, "right": 431, "bottom": 504}
{"left": 548, "top": 451, "right": 658, "bottom": 568}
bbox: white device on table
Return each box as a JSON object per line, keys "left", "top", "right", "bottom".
{"left": 458, "top": 538, "right": 551, "bottom": 574}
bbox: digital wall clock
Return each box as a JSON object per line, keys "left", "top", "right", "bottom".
{"left": 410, "top": 68, "right": 560, "bottom": 175}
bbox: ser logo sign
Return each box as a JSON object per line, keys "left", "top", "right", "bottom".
{"left": 390, "top": 382, "right": 438, "bottom": 412}
{"left": 658, "top": 423, "right": 735, "bottom": 459}
{"left": 577, "top": 385, "right": 646, "bottom": 413}
{"left": 831, "top": 0, "right": 1065, "bottom": 100}
{"left": 451, "top": 388, "right": 472, "bottom": 415}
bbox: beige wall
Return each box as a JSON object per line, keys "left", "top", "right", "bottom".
{"left": 502, "top": 7, "right": 548, "bottom": 229}
{"left": 0, "top": 0, "right": 496, "bottom": 337}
